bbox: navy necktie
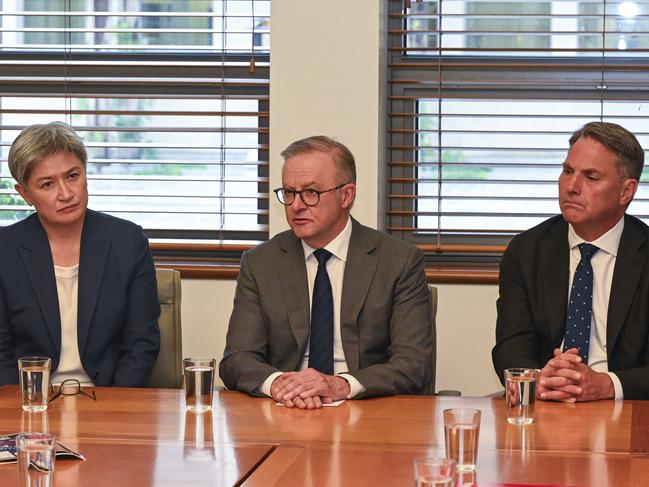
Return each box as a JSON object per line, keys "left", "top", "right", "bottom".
{"left": 564, "top": 243, "right": 599, "bottom": 363}
{"left": 308, "top": 249, "right": 334, "bottom": 375}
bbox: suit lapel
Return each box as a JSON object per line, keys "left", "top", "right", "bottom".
{"left": 77, "top": 211, "right": 111, "bottom": 354}
{"left": 278, "top": 232, "right": 310, "bottom": 360}
{"left": 340, "top": 219, "right": 379, "bottom": 371}
{"left": 607, "top": 215, "right": 647, "bottom": 358}
{"left": 539, "top": 219, "right": 570, "bottom": 348}
{"left": 18, "top": 216, "right": 61, "bottom": 354}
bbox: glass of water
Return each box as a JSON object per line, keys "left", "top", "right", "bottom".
{"left": 18, "top": 357, "right": 52, "bottom": 413}
{"left": 16, "top": 432, "right": 56, "bottom": 487}
{"left": 504, "top": 368, "right": 539, "bottom": 425}
{"left": 183, "top": 358, "right": 216, "bottom": 413}
{"left": 413, "top": 457, "right": 457, "bottom": 487}
{"left": 443, "top": 408, "right": 481, "bottom": 471}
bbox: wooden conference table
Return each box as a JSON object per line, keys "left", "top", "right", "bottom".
{"left": 1, "top": 386, "right": 649, "bottom": 486}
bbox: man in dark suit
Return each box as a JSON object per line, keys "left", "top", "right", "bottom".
{"left": 493, "top": 121, "right": 649, "bottom": 401}
{"left": 219, "top": 136, "right": 434, "bottom": 409}
{"left": 0, "top": 122, "right": 160, "bottom": 387}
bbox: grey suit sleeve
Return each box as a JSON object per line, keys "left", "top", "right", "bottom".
{"left": 350, "top": 247, "right": 434, "bottom": 398}
{"left": 219, "top": 251, "right": 280, "bottom": 394}
{"left": 492, "top": 237, "right": 544, "bottom": 384}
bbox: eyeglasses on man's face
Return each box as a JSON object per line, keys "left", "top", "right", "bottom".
{"left": 49, "top": 379, "right": 96, "bottom": 402}
{"left": 273, "top": 183, "right": 349, "bottom": 207}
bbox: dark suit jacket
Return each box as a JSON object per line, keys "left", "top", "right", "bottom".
{"left": 219, "top": 218, "right": 435, "bottom": 398}
{"left": 0, "top": 209, "right": 161, "bottom": 387}
{"left": 492, "top": 214, "right": 649, "bottom": 399}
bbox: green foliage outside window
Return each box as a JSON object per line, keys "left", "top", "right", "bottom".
{"left": 0, "top": 180, "right": 31, "bottom": 221}
{"left": 418, "top": 109, "right": 491, "bottom": 181}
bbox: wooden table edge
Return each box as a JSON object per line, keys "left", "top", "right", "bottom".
{"left": 241, "top": 445, "right": 306, "bottom": 486}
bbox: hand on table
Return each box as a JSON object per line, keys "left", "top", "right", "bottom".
{"left": 270, "top": 368, "right": 350, "bottom": 409}
{"left": 538, "top": 348, "right": 614, "bottom": 402}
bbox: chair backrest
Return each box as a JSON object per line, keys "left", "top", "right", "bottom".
{"left": 150, "top": 268, "right": 183, "bottom": 388}
{"left": 426, "top": 284, "right": 438, "bottom": 395}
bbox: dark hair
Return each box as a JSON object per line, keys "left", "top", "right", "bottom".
{"left": 569, "top": 121, "right": 644, "bottom": 181}
{"left": 280, "top": 135, "right": 356, "bottom": 184}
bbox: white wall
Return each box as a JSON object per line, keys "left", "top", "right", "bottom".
{"left": 269, "top": 0, "right": 385, "bottom": 231}
{"left": 180, "top": 0, "right": 503, "bottom": 396}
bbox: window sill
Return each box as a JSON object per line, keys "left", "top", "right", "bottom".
{"left": 424, "top": 263, "right": 498, "bottom": 284}
{"left": 154, "top": 260, "right": 499, "bottom": 284}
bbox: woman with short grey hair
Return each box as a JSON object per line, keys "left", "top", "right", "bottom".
{"left": 0, "top": 121, "right": 160, "bottom": 387}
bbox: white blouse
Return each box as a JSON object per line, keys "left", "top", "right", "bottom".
{"left": 50, "top": 264, "right": 94, "bottom": 386}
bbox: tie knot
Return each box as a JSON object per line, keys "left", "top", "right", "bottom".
{"left": 314, "top": 249, "right": 333, "bottom": 266}
{"left": 578, "top": 243, "right": 599, "bottom": 260}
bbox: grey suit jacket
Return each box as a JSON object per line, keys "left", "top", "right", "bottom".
{"left": 219, "top": 218, "right": 435, "bottom": 398}
{"left": 493, "top": 214, "right": 649, "bottom": 399}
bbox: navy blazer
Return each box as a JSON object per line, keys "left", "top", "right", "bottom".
{"left": 0, "top": 209, "right": 160, "bottom": 386}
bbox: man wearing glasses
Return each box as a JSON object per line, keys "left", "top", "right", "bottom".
{"left": 219, "top": 136, "right": 434, "bottom": 409}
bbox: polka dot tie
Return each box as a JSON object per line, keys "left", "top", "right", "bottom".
{"left": 563, "top": 243, "right": 599, "bottom": 363}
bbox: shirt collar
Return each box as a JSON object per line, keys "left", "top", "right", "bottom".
{"left": 568, "top": 216, "right": 625, "bottom": 258}
{"left": 302, "top": 216, "right": 352, "bottom": 263}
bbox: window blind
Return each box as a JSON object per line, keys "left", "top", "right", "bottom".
{"left": 0, "top": 0, "right": 270, "bottom": 244}
{"left": 387, "top": 0, "right": 649, "bottom": 256}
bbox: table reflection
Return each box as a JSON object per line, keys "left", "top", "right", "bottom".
{"left": 20, "top": 410, "right": 49, "bottom": 434}
{"left": 493, "top": 399, "right": 626, "bottom": 486}
{"left": 151, "top": 409, "right": 265, "bottom": 486}
{"left": 492, "top": 397, "right": 627, "bottom": 454}
{"left": 184, "top": 410, "right": 216, "bottom": 460}
{"left": 259, "top": 398, "right": 363, "bottom": 441}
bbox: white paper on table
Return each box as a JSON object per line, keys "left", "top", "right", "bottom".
{"left": 275, "top": 399, "right": 345, "bottom": 407}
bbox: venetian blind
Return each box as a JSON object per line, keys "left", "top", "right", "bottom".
{"left": 0, "top": 0, "right": 270, "bottom": 244}
{"left": 387, "top": 0, "right": 649, "bottom": 257}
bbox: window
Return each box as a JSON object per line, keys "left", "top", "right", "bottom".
{"left": 387, "top": 0, "right": 649, "bottom": 262}
{"left": 0, "top": 0, "right": 270, "bottom": 246}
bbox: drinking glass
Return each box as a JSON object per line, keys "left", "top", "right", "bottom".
{"left": 18, "top": 357, "right": 51, "bottom": 413}
{"left": 443, "top": 408, "right": 481, "bottom": 471}
{"left": 183, "top": 358, "right": 215, "bottom": 413}
{"left": 413, "top": 457, "right": 457, "bottom": 487}
{"left": 504, "top": 368, "right": 539, "bottom": 424}
{"left": 16, "top": 432, "right": 56, "bottom": 487}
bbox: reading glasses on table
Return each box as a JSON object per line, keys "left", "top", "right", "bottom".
{"left": 49, "top": 379, "right": 96, "bottom": 402}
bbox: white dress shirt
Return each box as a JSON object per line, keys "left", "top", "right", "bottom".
{"left": 566, "top": 217, "right": 624, "bottom": 399}
{"left": 260, "top": 217, "right": 366, "bottom": 398}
